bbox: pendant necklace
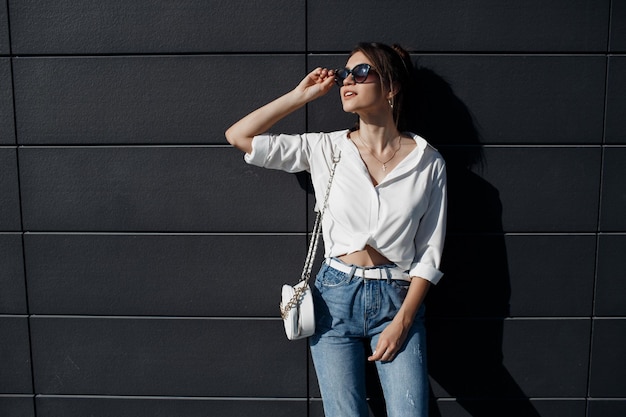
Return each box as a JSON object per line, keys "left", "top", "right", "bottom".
{"left": 357, "top": 133, "right": 402, "bottom": 172}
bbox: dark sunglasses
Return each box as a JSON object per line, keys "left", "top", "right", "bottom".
{"left": 334, "top": 63, "right": 376, "bottom": 87}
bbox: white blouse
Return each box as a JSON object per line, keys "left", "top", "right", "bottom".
{"left": 244, "top": 130, "right": 447, "bottom": 284}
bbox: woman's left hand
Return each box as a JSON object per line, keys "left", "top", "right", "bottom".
{"left": 368, "top": 317, "right": 409, "bottom": 362}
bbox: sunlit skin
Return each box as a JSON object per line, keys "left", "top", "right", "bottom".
{"left": 225, "top": 53, "right": 431, "bottom": 362}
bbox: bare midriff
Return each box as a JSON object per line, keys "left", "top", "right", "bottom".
{"left": 338, "top": 245, "right": 392, "bottom": 267}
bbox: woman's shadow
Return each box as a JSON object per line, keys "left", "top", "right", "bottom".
{"left": 363, "top": 65, "right": 542, "bottom": 417}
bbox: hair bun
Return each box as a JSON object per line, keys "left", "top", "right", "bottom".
{"left": 391, "top": 44, "right": 414, "bottom": 73}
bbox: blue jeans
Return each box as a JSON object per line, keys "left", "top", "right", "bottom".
{"left": 309, "top": 260, "right": 429, "bottom": 417}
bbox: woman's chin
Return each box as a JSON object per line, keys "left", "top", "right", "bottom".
{"left": 341, "top": 103, "right": 358, "bottom": 114}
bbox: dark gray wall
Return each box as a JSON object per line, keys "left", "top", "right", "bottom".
{"left": 1, "top": 1, "right": 624, "bottom": 416}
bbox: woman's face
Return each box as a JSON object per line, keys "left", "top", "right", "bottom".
{"left": 339, "top": 51, "right": 390, "bottom": 117}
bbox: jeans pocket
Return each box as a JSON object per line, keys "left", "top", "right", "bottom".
{"left": 390, "top": 279, "right": 411, "bottom": 292}
{"left": 316, "top": 264, "right": 351, "bottom": 288}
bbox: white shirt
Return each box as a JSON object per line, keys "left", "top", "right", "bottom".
{"left": 245, "top": 129, "right": 447, "bottom": 284}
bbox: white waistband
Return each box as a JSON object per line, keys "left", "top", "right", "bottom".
{"left": 325, "top": 258, "right": 412, "bottom": 282}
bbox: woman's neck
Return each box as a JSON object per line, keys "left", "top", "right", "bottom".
{"left": 357, "top": 120, "right": 401, "bottom": 153}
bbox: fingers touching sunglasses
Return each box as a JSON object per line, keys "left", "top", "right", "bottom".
{"left": 334, "top": 63, "right": 376, "bottom": 87}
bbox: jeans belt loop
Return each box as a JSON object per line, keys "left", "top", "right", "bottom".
{"left": 384, "top": 266, "right": 392, "bottom": 283}
{"left": 348, "top": 264, "right": 357, "bottom": 282}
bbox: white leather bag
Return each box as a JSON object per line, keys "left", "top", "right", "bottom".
{"left": 281, "top": 281, "right": 315, "bottom": 340}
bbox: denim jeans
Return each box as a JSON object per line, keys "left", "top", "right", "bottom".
{"left": 309, "top": 259, "right": 429, "bottom": 417}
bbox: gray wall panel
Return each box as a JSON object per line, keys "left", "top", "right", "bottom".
{"left": 13, "top": 56, "right": 305, "bottom": 145}
{"left": 429, "top": 235, "right": 596, "bottom": 318}
{"left": 589, "top": 319, "right": 626, "bottom": 397}
{"left": 25, "top": 234, "right": 306, "bottom": 316}
{"left": 415, "top": 56, "right": 606, "bottom": 145}
{"left": 0, "top": 148, "right": 21, "bottom": 231}
{"left": 596, "top": 235, "right": 626, "bottom": 316}
{"left": 0, "top": 234, "right": 26, "bottom": 314}
{"left": 0, "top": 397, "right": 35, "bottom": 417}
{"left": 500, "top": 319, "right": 590, "bottom": 397}
{"left": 588, "top": 400, "right": 626, "bottom": 417}
{"left": 476, "top": 147, "right": 601, "bottom": 232}
{"left": 606, "top": 57, "right": 626, "bottom": 144}
{"left": 19, "top": 147, "right": 306, "bottom": 232}
{"left": 600, "top": 147, "right": 626, "bottom": 231}
{"left": 434, "top": 399, "right": 586, "bottom": 417}
{"left": 0, "top": 58, "right": 14, "bottom": 144}
{"left": 9, "top": 0, "right": 305, "bottom": 54}
{"left": 308, "top": 0, "right": 609, "bottom": 52}
{"left": 30, "top": 317, "right": 306, "bottom": 397}
{"left": 505, "top": 235, "right": 595, "bottom": 317}
{"left": 0, "top": 317, "right": 32, "bottom": 393}
{"left": 0, "top": 1, "right": 8, "bottom": 55}
{"left": 36, "top": 397, "right": 305, "bottom": 417}
{"left": 428, "top": 235, "right": 510, "bottom": 319}
{"left": 428, "top": 319, "right": 590, "bottom": 399}
{"left": 610, "top": 0, "right": 626, "bottom": 52}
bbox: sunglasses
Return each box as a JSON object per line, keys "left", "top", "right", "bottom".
{"left": 334, "top": 63, "right": 376, "bottom": 87}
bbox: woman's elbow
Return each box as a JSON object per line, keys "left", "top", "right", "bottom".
{"left": 225, "top": 128, "right": 252, "bottom": 153}
{"left": 224, "top": 126, "right": 238, "bottom": 146}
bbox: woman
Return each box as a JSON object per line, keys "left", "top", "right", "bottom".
{"left": 225, "top": 42, "right": 446, "bottom": 417}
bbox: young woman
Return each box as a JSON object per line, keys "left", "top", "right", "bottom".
{"left": 225, "top": 42, "right": 446, "bottom": 417}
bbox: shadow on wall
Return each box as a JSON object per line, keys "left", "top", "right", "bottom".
{"left": 364, "top": 66, "right": 542, "bottom": 417}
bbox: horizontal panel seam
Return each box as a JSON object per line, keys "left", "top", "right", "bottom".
{"left": 18, "top": 232, "right": 626, "bottom": 236}
{"left": 13, "top": 145, "right": 626, "bottom": 149}
{"left": 35, "top": 394, "right": 308, "bottom": 401}
{"left": 22, "top": 232, "right": 309, "bottom": 236}
{"left": 17, "top": 145, "right": 234, "bottom": 149}
{"left": 25, "top": 394, "right": 620, "bottom": 400}
{"left": 28, "top": 315, "right": 280, "bottom": 320}
{"left": 8, "top": 315, "right": 625, "bottom": 320}
{"left": 22, "top": 315, "right": 604, "bottom": 320}
{"left": 436, "top": 397, "right": 595, "bottom": 401}
{"left": 5, "top": 52, "right": 623, "bottom": 58}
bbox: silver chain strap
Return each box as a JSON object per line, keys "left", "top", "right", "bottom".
{"left": 280, "top": 151, "right": 341, "bottom": 319}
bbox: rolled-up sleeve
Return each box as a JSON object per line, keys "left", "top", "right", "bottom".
{"left": 244, "top": 135, "right": 271, "bottom": 167}
{"left": 244, "top": 133, "right": 313, "bottom": 173}
{"left": 409, "top": 159, "right": 447, "bottom": 284}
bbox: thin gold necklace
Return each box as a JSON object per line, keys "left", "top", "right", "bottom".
{"left": 357, "top": 133, "right": 402, "bottom": 172}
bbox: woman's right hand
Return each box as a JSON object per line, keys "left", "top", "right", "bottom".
{"left": 294, "top": 67, "right": 336, "bottom": 103}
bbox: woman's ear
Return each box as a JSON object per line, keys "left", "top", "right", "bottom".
{"left": 386, "top": 84, "right": 399, "bottom": 100}
{"left": 386, "top": 87, "right": 398, "bottom": 110}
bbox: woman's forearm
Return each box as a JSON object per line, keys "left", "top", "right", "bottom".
{"left": 225, "top": 67, "right": 335, "bottom": 154}
{"left": 225, "top": 90, "right": 308, "bottom": 154}
{"left": 396, "top": 277, "right": 431, "bottom": 327}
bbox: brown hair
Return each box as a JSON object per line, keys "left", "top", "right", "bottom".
{"left": 350, "top": 42, "right": 415, "bottom": 130}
